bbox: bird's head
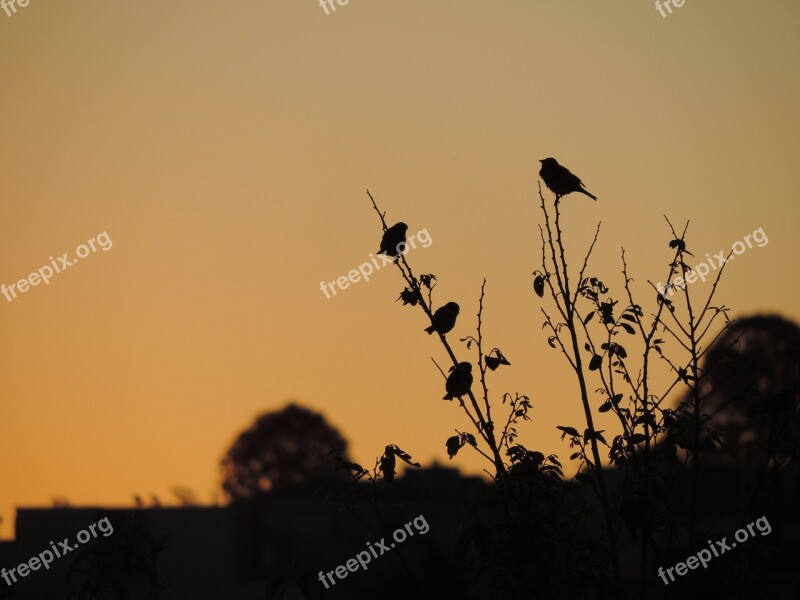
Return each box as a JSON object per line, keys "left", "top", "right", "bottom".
{"left": 444, "top": 302, "right": 460, "bottom": 314}
{"left": 540, "top": 158, "right": 558, "bottom": 167}
{"left": 394, "top": 222, "right": 408, "bottom": 232}
{"left": 458, "top": 362, "right": 472, "bottom": 373}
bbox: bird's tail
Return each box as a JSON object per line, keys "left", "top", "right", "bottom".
{"left": 582, "top": 189, "right": 598, "bottom": 201}
{"left": 425, "top": 325, "right": 435, "bottom": 334}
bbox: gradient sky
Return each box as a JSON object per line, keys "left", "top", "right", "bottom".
{"left": 1, "top": 1, "right": 798, "bottom": 539}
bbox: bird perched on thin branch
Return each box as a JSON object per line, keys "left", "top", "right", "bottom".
{"left": 443, "top": 362, "right": 473, "bottom": 400}
{"left": 539, "top": 158, "right": 597, "bottom": 201}
{"left": 378, "top": 222, "right": 408, "bottom": 259}
{"left": 425, "top": 302, "right": 460, "bottom": 336}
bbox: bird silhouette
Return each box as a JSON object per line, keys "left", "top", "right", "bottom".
{"left": 425, "top": 302, "right": 460, "bottom": 335}
{"left": 378, "top": 222, "right": 408, "bottom": 258}
{"left": 539, "top": 158, "right": 597, "bottom": 201}
{"left": 443, "top": 362, "right": 473, "bottom": 400}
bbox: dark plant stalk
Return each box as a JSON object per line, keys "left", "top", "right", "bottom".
{"left": 367, "top": 190, "right": 508, "bottom": 481}
{"left": 537, "top": 187, "right": 621, "bottom": 587}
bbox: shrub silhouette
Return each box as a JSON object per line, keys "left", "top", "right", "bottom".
{"left": 363, "top": 181, "right": 799, "bottom": 599}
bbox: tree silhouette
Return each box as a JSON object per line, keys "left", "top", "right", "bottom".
{"left": 220, "top": 403, "right": 349, "bottom": 499}
{"left": 673, "top": 314, "right": 800, "bottom": 465}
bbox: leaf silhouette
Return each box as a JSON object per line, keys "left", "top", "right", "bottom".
{"left": 446, "top": 436, "right": 461, "bottom": 459}
{"left": 669, "top": 239, "right": 686, "bottom": 252}
{"left": 379, "top": 449, "right": 396, "bottom": 482}
{"left": 397, "top": 288, "right": 420, "bottom": 306}
{"left": 389, "top": 444, "right": 421, "bottom": 467}
{"left": 485, "top": 349, "right": 511, "bottom": 371}
{"left": 419, "top": 273, "right": 437, "bottom": 289}
{"left": 557, "top": 425, "right": 580, "bottom": 439}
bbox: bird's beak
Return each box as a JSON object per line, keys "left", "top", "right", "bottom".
{"left": 539, "top": 159, "right": 544, "bottom": 163}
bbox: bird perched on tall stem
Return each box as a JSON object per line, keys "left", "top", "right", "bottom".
{"left": 425, "top": 302, "right": 460, "bottom": 336}
{"left": 539, "top": 158, "right": 597, "bottom": 201}
{"left": 443, "top": 362, "right": 473, "bottom": 400}
{"left": 378, "top": 222, "right": 408, "bottom": 259}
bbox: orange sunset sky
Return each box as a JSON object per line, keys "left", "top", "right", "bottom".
{"left": 1, "top": 1, "right": 799, "bottom": 539}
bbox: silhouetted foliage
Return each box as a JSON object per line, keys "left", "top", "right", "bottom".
{"left": 221, "top": 403, "right": 349, "bottom": 499}
{"left": 364, "top": 177, "right": 800, "bottom": 599}
{"left": 67, "top": 515, "right": 167, "bottom": 600}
